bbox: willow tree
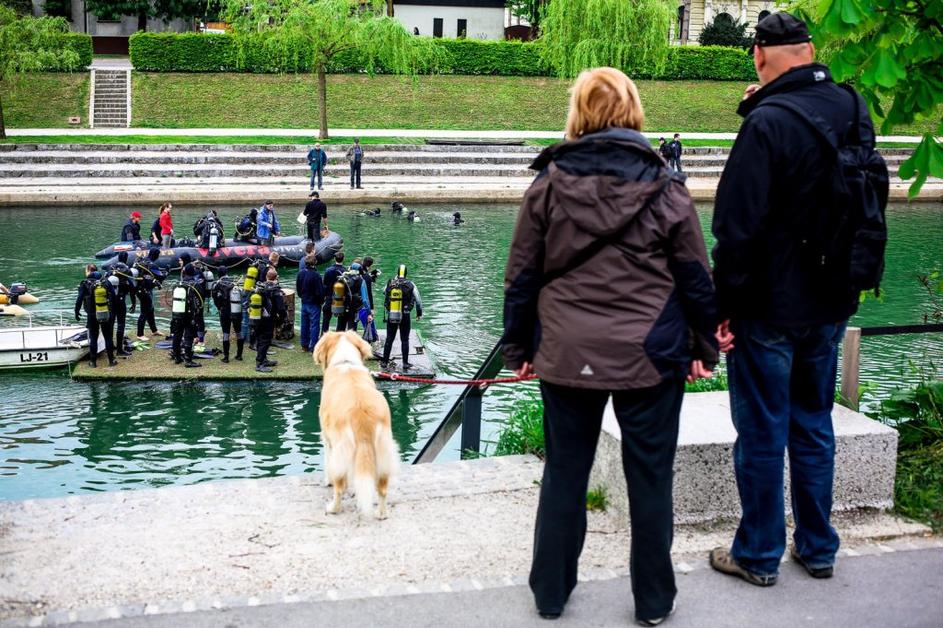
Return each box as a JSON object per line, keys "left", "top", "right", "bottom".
{"left": 796, "top": 0, "right": 943, "bottom": 197}
{"left": 0, "top": 8, "right": 80, "bottom": 138}
{"left": 221, "top": 0, "right": 441, "bottom": 139}
{"left": 538, "top": 0, "right": 673, "bottom": 78}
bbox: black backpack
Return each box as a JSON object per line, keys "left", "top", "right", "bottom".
{"left": 761, "top": 84, "right": 889, "bottom": 294}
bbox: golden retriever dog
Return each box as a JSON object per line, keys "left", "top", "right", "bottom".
{"left": 314, "top": 331, "right": 399, "bottom": 519}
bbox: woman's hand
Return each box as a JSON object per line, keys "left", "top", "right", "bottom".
{"left": 514, "top": 361, "right": 534, "bottom": 379}
{"left": 686, "top": 360, "right": 713, "bottom": 383}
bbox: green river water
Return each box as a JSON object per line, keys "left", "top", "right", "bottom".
{"left": 0, "top": 202, "right": 940, "bottom": 501}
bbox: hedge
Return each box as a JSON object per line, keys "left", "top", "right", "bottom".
{"left": 37, "top": 32, "right": 93, "bottom": 71}
{"left": 129, "top": 32, "right": 752, "bottom": 81}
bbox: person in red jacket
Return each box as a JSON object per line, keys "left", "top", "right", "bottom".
{"left": 158, "top": 202, "right": 174, "bottom": 249}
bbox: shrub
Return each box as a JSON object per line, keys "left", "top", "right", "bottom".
{"left": 129, "top": 32, "right": 753, "bottom": 80}
{"left": 494, "top": 399, "right": 545, "bottom": 458}
{"left": 58, "top": 31, "right": 92, "bottom": 69}
{"left": 698, "top": 14, "right": 752, "bottom": 49}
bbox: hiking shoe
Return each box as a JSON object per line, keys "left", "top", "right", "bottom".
{"left": 790, "top": 547, "right": 834, "bottom": 579}
{"left": 709, "top": 548, "right": 777, "bottom": 587}
{"left": 637, "top": 601, "right": 676, "bottom": 627}
{"left": 221, "top": 356, "right": 230, "bottom": 364}
{"left": 256, "top": 365, "right": 273, "bottom": 373}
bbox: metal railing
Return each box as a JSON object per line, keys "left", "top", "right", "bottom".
{"left": 413, "top": 340, "right": 507, "bottom": 464}
{"left": 840, "top": 323, "right": 943, "bottom": 410}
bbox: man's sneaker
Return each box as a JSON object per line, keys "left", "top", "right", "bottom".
{"left": 637, "top": 601, "right": 676, "bottom": 627}
{"left": 790, "top": 547, "right": 834, "bottom": 579}
{"left": 709, "top": 548, "right": 777, "bottom": 587}
{"left": 256, "top": 365, "right": 273, "bottom": 373}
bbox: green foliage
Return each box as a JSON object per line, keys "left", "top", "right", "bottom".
{"left": 85, "top": 0, "right": 203, "bottom": 22}
{"left": 494, "top": 399, "right": 546, "bottom": 458}
{"left": 43, "top": 0, "right": 71, "bottom": 19}
{"left": 586, "top": 486, "right": 609, "bottom": 511}
{"left": 917, "top": 270, "right": 943, "bottom": 323}
{"left": 0, "top": 8, "right": 84, "bottom": 136}
{"left": 508, "top": 0, "right": 546, "bottom": 29}
{"left": 798, "top": 0, "right": 943, "bottom": 197}
{"left": 698, "top": 14, "right": 752, "bottom": 48}
{"left": 0, "top": 0, "right": 32, "bottom": 16}
{"left": 129, "top": 32, "right": 752, "bottom": 80}
{"left": 539, "top": 0, "right": 674, "bottom": 78}
{"left": 684, "top": 372, "right": 729, "bottom": 393}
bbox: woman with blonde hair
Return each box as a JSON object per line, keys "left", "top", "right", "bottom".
{"left": 503, "top": 67, "right": 719, "bottom": 625}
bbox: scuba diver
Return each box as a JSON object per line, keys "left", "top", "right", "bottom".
{"left": 359, "top": 256, "right": 380, "bottom": 343}
{"left": 361, "top": 208, "right": 382, "bottom": 217}
{"left": 121, "top": 211, "right": 143, "bottom": 242}
{"left": 452, "top": 212, "right": 465, "bottom": 226}
{"left": 233, "top": 208, "right": 259, "bottom": 244}
{"left": 391, "top": 201, "right": 406, "bottom": 214}
{"left": 212, "top": 266, "right": 244, "bottom": 363}
{"left": 407, "top": 210, "right": 420, "bottom": 223}
{"left": 241, "top": 258, "right": 269, "bottom": 349}
{"left": 250, "top": 269, "right": 287, "bottom": 373}
{"left": 106, "top": 251, "right": 138, "bottom": 356}
{"left": 330, "top": 260, "right": 372, "bottom": 332}
{"left": 381, "top": 264, "right": 423, "bottom": 371}
{"left": 134, "top": 247, "right": 165, "bottom": 340}
{"left": 194, "top": 210, "right": 225, "bottom": 252}
{"left": 177, "top": 253, "right": 210, "bottom": 349}
{"left": 320, "top": 251, "right": 346, "bottom": 334}
{"left": 170, "top": 264, "right": 204, "bottom": 368}
{"left": 74, "top": 263, "right": 118, "bottom": 368}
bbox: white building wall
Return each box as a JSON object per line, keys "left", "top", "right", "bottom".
{"left": 394, "top": 5, "right": 505, "bottom": 40}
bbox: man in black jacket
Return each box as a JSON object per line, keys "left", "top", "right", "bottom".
{"left": 709, "top": 13, "right": 879, "bottom": 586}
{"left": 303, "top": 192, "right": 328, "bottom": 242}
{"left": 121, "top": 211, "right": 142, "bottom": 242}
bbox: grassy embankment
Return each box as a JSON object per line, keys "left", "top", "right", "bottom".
{"left": 5, "top": 73, "right": 937, "bottom": 140}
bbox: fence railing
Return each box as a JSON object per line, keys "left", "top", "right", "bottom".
{"left": 840, "top": 323, "right": 943, "bottom": 410}
{"left": 412, "top": 340, "right": 507, "bottom": 464}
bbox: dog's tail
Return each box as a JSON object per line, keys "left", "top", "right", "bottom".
{"left": 353, "top": 436, "right": 378, "bottom": 516}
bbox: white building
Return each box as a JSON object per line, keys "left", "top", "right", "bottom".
{"left": 393, "top": 0, "right": 507, "bottom": 40}
{"left": 674, "top": 0, "right": 780, "bottom": 44}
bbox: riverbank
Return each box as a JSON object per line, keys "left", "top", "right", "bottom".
{"left": 0, "top": 455, "right": 933, "bottom": 625}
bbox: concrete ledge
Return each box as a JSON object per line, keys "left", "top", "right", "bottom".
{"left": 589, "top": 391, "right": 898, "bottom": 525}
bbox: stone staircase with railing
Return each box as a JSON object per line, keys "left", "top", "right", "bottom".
{"left": 90, "top": 69, "right": 130, "bottom": 129}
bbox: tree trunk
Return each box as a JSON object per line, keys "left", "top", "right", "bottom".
{"left": 138, "top": 11, "right": 147, "bottom": 32}
{"left": 317, "top": 64, "right": 328, "bottom": 140}
{"left": 387, "top": 0, "right": 394, "bottom": 17}
{"left": 0, "top": 92, "right": 6, "bottom": 140}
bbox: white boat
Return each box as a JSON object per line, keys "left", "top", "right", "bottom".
{"left": 0, "top": 322, "right": 97, "bottom": 370}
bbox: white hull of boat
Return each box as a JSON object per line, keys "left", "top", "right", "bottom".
{"left": 0, "top": 325, "right": 93, "bottom": 370}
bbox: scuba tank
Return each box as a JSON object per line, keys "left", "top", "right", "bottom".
{"left": 331, "top": 279, "right": 347, "bottom": 316}
{"left": 130, "top": 267, "right": 140, "bottom": 290}
{"left": 208, "top": 224, "right": 219, "bottom": 254}
{"left": 94, "top": 282, "right": 110, "bottom": 322}
{"left": 172, "top": 284, "right": 188, "bottom": 319}
{"left": 388, "top": 282, "right": 404, "bottom": 324}
{"left": 229, "top": 284, "right": 243, "bottom": 314}
{"left": 203, "top": 269, "right": 216, "bottom": 293}
{"left": 248, "top": 290, "right": 263, "bottom": 327}
{"left": 244, "top": 264, "right": 259, "bottom": 292}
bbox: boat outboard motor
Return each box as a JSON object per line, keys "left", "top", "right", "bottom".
{"left": 6, "top": 282, "right": 27, "bottom": 305}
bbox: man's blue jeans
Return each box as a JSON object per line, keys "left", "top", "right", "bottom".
{"left": 727, "top": 319, "right": 846, "bottom": 576}
{"left": 300, "top": 301, "right": 321, "bottom": 351}
{"left": 309, "top": 167, "right": 323, "bottom": 190}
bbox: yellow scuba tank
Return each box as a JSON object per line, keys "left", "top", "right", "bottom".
{"left": 331, "top": 280, "right": 347, "bottom": 316}
{"left": 172, "top": 284, "right": 188, "bottom": 319}
{"left": 244, "top": 265, "right": 259, "bottom": 292}
{"left": 388, "top": 283, "right": 403, "bottom": 324}
{"left": 94, "top": 282, "right": 110, "bottom": 322}
{"left": 248, "top": 291, "right": 263, "bottom": 327}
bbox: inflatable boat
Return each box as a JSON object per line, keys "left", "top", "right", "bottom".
{"left": 95, "top": 235, "right": 308, "bottom": 259}
{"left": 0, "top": 282, "right": 38, "bottom": 305}
{"left": 101, "top": 231, "right": 343, "bottom": 272}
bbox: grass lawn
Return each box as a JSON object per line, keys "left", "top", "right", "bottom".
{"left": 133, "top": 73, "right": 939, "bottom": 135}
{"left": 4, "top": 73, "right": 89, "bottom": 128}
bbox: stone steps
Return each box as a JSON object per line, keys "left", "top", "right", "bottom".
{"left": 91, "top": 68, "right": 129, "bottom": 129}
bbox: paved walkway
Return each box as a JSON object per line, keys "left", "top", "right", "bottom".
{"left": 3, "top": 127, "right": 927, "bottom": 143}
{"left": 67, "top": 548, "right": 943, "bottom": 627}
{"left": 89, "top": 58, "right": 132, "bottom": 70}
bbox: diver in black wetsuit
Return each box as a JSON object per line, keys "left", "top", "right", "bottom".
{"left": 452, "top": 212, "right": 465, "bottom": 226}
{"left": 107, "top": 251, "right": 138, "bottom": 356}
{"left": 135, "top": 248, "right": 165, "bottom": 340}
{"left": 170, "top": 265, "right": 203, "bottom": 368}
{"left": 381, "top": 264, "right": 423, "bottom": 371}
{"left": 211, "top": 267, "right": 245, "bottom": 363}
{"left": 234, "top": 208, "right": 260, "bottom": 244}
{"left": 75, "top": 264, "right": 118, "bottom": 368}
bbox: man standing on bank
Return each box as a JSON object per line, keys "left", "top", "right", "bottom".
{"left": 668, "top": 133, "right": 683, "bottom": 172}
{"left": 710, "top": 12, "right": 888, "bottom": 586}
{"left": 303, "top": 191, "right": 328, "bottom": 242}
{"left": 503, "top": 67, "right": 719, "bottom": 625}
{"left": 346, "top": 138, "right": 364, "bottom": 189}
{"left": 307, "top": 142, "right": 328, "bottom": 192}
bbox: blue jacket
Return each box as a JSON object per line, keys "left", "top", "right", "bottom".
{"left": 307, "top": 148, "right": 327, "bottom": 171}
{"left": 257, "top": 206, "right": 280, "bottom": 240}
{"left": 296, "top": 266, "right": 324, "bottom": 305}
{"left": 322, "top": 263, "right": 346, "bottom": 300}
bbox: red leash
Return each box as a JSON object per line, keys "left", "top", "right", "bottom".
{"left": 374, "top": 372, "right": 539, "bottom": 385}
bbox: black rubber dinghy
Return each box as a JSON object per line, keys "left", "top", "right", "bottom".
{"left": 100, "top": 231, "right": 343, "bottom": 272}
{"left": 95, "top": 235, "right": 308, "bottom": 259}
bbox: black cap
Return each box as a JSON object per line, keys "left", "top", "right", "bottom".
{"left": 753, "top": 12, "right": 812, "bottom": 50}
{"left": 309, "top": 191, "right": 319, "bottom": 198}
